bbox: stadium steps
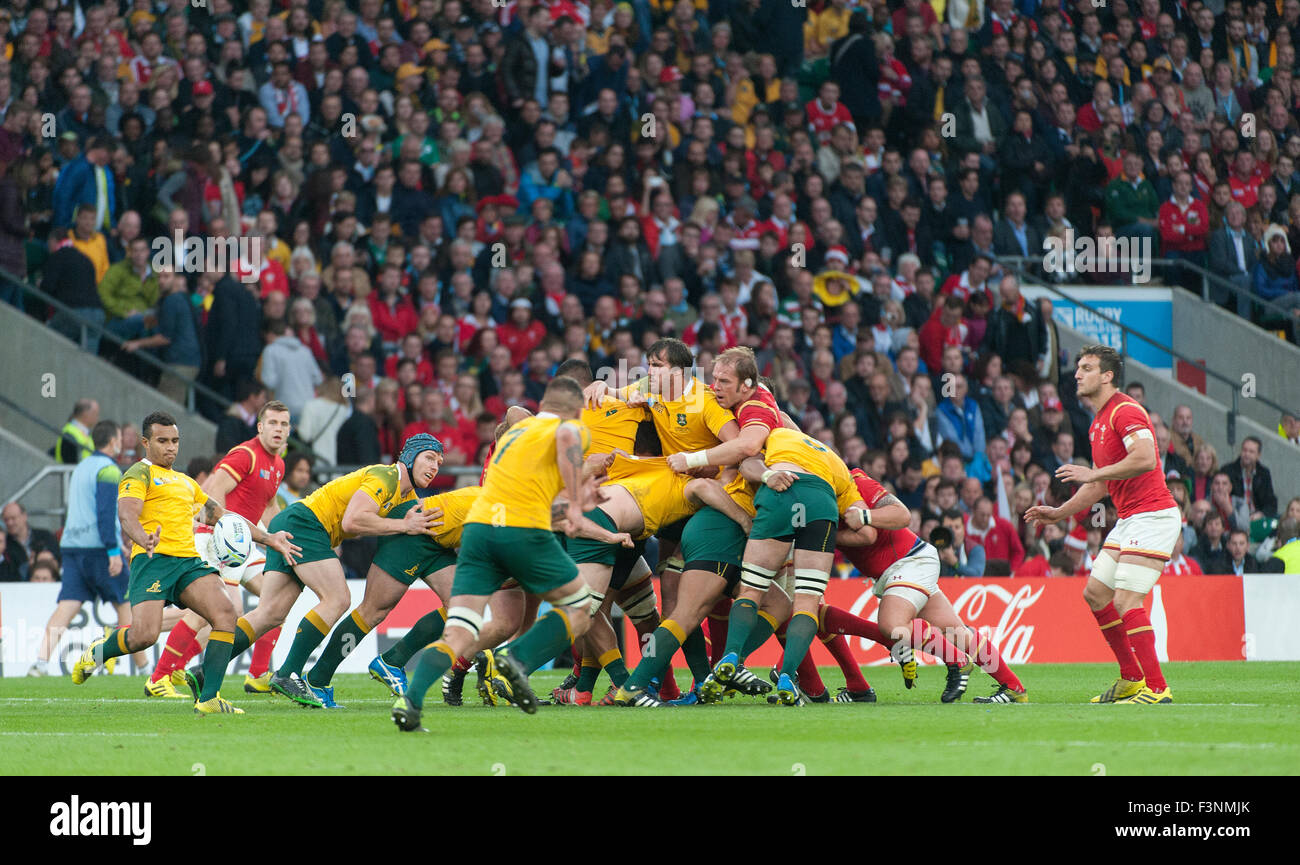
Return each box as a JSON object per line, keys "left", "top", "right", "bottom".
{"left": 0, "top": 298, "right": 217, "bottom": 461}
{"left": 0, "top": 426, "right": 61, "bottom": 532}
{"left": 1052, "top": 317, "right": 1300, "bottom": 499}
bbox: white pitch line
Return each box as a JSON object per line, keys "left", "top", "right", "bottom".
{"left": 934, "top": 740, "right": 1289, "bottom": 750}
{"left": 0, "top": 731, "right": 163, "bottom": 737}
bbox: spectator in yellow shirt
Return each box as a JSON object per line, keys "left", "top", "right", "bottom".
{"left": 806, "top": 0, "right": 853, "bottom": 59}
{"left": 69, "top": 204, "right": 110, "bottom": 283}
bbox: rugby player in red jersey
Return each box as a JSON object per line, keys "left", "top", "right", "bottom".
{"left": 836, "top": 467, "right": 1027, "bottom": 702}
{"left": 1026, "top": 345, "right": 1179, "bottom": 704}
{"left": 145, "top": 401, "right": 291, "bottom": 697}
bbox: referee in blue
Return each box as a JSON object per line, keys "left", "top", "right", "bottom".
{"left": 29, "top": 420, "right": 145, "bottom": 676}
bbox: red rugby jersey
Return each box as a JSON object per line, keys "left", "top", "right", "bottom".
{"left": 734, "top": 383, "right": 781, "bottom": 433}
{"left": 1088, "top": 392, "right": 1176, "bottom": 519}
{"left": 214, "top": 437, "right": 285, "bottom": 524}
{"left": 839, "top": 468, "right": 924, "bottom": 579}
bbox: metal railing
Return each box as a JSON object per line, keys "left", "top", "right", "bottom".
{"left": 997, "top": 253, "right": 1298, "bottom": 328}
{"left": 1, "top": 464, "right": 76, "bottom": 523}
{"left": 995, "top": 258, "right": 1292, "bottom": 447}
{"left": 0, "top": 265, "right": 325, "bottom": 465}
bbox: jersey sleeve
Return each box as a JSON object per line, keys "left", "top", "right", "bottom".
{"left": 735, "top": 398, "right": 780, "bottom": 433}
{"left": 117, "top": 462, "right": 150, "bottom": 501}
{"left": 701, "top": 394, "right": 738, "bottom": 437}
{"left": 217, "top": 445, "right": 256, "bottom": 482}
{"left": 1112, "top": 404, "right": 1155, "bottom": 450}
{"left": 851, "top": 470, "right": 889, "bottom": 507}
{"left": 191, "top": 477, "right": 209, "bottom": 507}
{"left": 356, "top": 464, "right": 400, "bottom": 506}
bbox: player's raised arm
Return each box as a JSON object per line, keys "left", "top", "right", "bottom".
{"left": 341, "top": 487, "right": 440, "bottom": 536}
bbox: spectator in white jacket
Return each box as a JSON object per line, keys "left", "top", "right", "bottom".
{"left": 259, "top": 319, "right": 323, "bottom": 418}
{"left": 296, "top": 377, "right": 352, "bottom": 466}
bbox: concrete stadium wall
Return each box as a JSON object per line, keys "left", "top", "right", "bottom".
{"left": 1169, "top": 292, "right": 1300, "bottom": 430}
{"left": 1056, "top": 325, "right": 1300, "bottom": 501}
{"left": 0, "top": 301, "right": 216, "bottom": 460}
{"left": 0, "top": 427, "right": 62, "bottom": 533}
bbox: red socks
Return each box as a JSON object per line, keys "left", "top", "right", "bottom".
{"left": 248, "top": 626, "right": 281, "bottom": 678}
{"left": 150, "top": 620, "right": 196, "bottom": 683}
{"left": 911, "top": 619, "right": 969, "bottom": 666}
{"left": 1092, "top": 603, "right": 1143, "bottom": 681}
{"left": 820, "top": 604, "right": 889, "bottom": 647}
{"left": 820, "top": 631, "right": 871, "bottom": 691}
{"left": 967, "top": 631, "right": 1025, "bottom": 693}
{"left": 706, "top": 597, "right": 731, "bottom": 665}
{"left": 1121, "top": 607, "right": 1166, "bottom": 691}
{"left": 796, "top": 650, "right": 826, "bottom": 697}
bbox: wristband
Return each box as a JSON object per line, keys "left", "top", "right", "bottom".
{"left": 684, "top": 450, "right": 710, "bottom": 469}
{"left": 761, "top": 469, "right": 777, "bottom": 484}
{"left": 107, "top": 548, "right": 120, "bottom": 558}
{"left": 862, "top": 508, "right": 872, "bottom": 526}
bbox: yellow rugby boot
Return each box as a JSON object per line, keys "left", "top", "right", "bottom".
{"left": 1090, "top": 677, "right": 1145, "bottom": 703}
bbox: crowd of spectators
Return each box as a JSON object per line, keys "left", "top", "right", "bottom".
{"left": 2, "top": 0, "right": 1300, "bottom": 582}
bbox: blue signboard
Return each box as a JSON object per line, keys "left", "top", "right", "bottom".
{"left": 1020, "top": 286, "right": 1172, "bottom": 372}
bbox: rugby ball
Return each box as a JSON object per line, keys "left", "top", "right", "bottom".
{"left": 210, "top": 515, "right": 253, "bottom": 569}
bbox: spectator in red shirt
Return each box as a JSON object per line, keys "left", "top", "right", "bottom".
{"left": 1075, "top": 81, "right": 1114, "bottom": 134}
{"left": 1228, "top": 151, "right": 1263, "bottom": 209}
{"left": 919, "top": 294, "right": 967, "bottom": 372}
{"left": 965, "top": 497, "right": 1026, "bottom": 572}
{"left": 1158, "top": 170, "right": 1210, "bottom": 256}
{"left": 497, "top": 298, "right": 547, "bottom": 367}
{"left": 806, "top": 80, "right": 855, "bottom": 147}
{"left": 484, "top": 368, "right": 538, "bottom": 419}
{"left": 368, "top": 262, "right": 418, "bottom": 349}
{"left": 383, "top": 332, "right": 434, "bottom": 385}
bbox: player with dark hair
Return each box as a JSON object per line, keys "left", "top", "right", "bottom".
{"left": 1027, "top": 345, "right": 1180, "bottom": 704}
{"left": 72, "top": 412, "right": 300, "bottom": 715}
{"left": 146, "top": 400, "right": 292, "bottom": 697}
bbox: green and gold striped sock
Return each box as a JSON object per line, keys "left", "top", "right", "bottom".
{"left": 510, "top": 610, "right": 575, "bottom": 675}
{"left": 381, "top": 608, "right": 447, "bottom": 668}
{"left": 276, "top": 610, "right": 330, "bottom": 678}
{"left": 307, "top": 610, "right": 371, "bottom": 688}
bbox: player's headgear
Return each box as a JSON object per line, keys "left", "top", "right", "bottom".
{"left": 399, "top": 433, "right": 443, "bottom": 480}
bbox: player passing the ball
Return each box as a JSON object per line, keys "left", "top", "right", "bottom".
{"left": 71, "top": 412, "right": 300, "bottom": 715}
{"left": 1026, "top": 346, "right": 1179, "bottom": 704}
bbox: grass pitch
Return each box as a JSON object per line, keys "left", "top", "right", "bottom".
{"left": 2, "top": 662, "right": 1297, "bottom": 775}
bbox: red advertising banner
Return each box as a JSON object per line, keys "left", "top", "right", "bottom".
{"left": 618, "top": 576, "right": 1247, "bottom": 669}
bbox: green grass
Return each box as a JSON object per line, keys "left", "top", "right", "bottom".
{"left": 2, "top": 662, "right": 1298, "bottom": 775}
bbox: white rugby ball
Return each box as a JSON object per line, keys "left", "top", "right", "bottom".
{"left": 210, "top": 514, "right": 253, "bottom": 568}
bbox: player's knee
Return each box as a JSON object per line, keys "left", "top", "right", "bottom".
{"left": 130, "top": 623, "right": 161, "bottom": 649}
{"left": 567, "top": 606, "right": 592, "bottom": 638}
{"left": 1082, "top": 582, "right": 1107, "bottom": 610}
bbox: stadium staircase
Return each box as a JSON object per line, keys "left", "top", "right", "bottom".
{"left": 1000, "top": 261, "right": 1300, "bottom": 499}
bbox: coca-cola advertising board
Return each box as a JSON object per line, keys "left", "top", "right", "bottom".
{"left": 619, "top": 577, "right": 1248, "bottom": 668}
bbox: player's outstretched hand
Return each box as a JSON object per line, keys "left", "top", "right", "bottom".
{"left": 269, "top": 531, "right": 302, "bottom": 566}
{"left": 1023, "top": 505, "right": 1062, "bottom": 526}
{"left": 582, "top": 380, "right": 608, "bottom": 409}
{"left": 1054, "top": 463, "right": 1095, "bottom": 485}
